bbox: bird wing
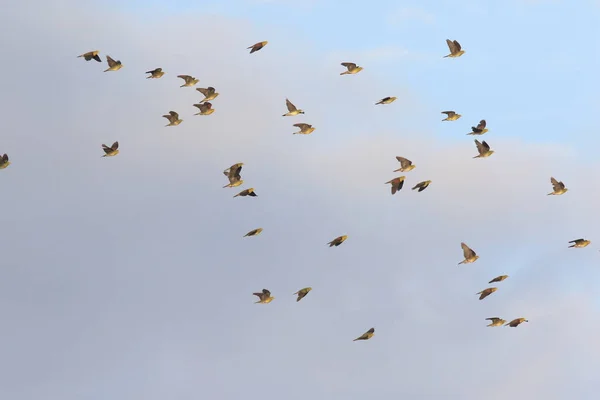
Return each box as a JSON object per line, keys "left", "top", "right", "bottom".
{"left": 197, "top": 87, "right": 209, "bottom": 96}
{"left": 461, "top": 243, "right": 475, "bottom": 258}
{"left": 477, "top": 120, "right": 487, "bottom": 130}
{"left": 111, "top": 141, "right": 119, "bottom": 150}
{"left": 481, "top": 141, "right": 490, "bottom": 151}
{"left": 396, "top": 156, "right": 411, "bottom": 168}
{"left": 177, "top": 75, "right": 191, "bottom": 82}
{"left": 106, "top": 55, "right": 116, "bottom": 67}
{"left": 262, "top": 289, "right": 271, "bottom": 297}
{"left": 204, "top": 102, "right": 213, "bottom": 110}
{"left": 2, "top": 154, "right": 8, "bottom": 162}
{"left": 446, "top": 39, "right": 456, "bottom": 53}
{"left": 442, "top": 111, "right": 455, "bottom": 117}
{"left": 569, "top": 239, "right": 584, "bottom": 243}
{"left": 163, "top": 114, "right": 173, "bottom": 122}
{"left": 453, "top": 40, "right": 462, "bottom": 51}
{"left": 294, "top": 123, "right": 310, "bottom": 130}
{"left": 253, "top": 292, "right": 265, "bottom": 300}
{"left": 486, "top": 317, "right": 500, "bottom": 323}
{"left": 286, "top": 98, "right": 297, "bottom": 112}
{"left": 169, "top": 111, "right": 179, "bottom": 119}
{"left": 341, "top": 62, "right": 356, "bottom": 69}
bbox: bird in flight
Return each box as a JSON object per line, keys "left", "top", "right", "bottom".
{"left": 253, "top": 289, "right": 274, "bottom": 304}
{"left": 104, "top": 55, "right": 123, "bottom": 72}
{"left": 444, "top": 39, "right": 465, "bottom": 58}
{"left": 327, "top": 235, "right": 348, "bottom": 247}
{"left": 505, "top": 318, "right": 528, "bottom": 327}
{"left": 412, "top": 180, "right": 431, "bottom": 192}
{"left": 101, "top": 141, "right": 119, "bottom": 157}
{"left": 548, "top": 177, "right": 568, "bottom": 195}
{"left": 468, "top": 120, "right": 488, "bottom": 135}
{"left": 234, "top": 188, "right": 257, "bottom": 198}
{"left": 568, "top": 238, "right": 591, "bottom": 248}
{"left": 376, "top": 96, "right": 397, "bottom": 105}
{"left": 476, "top": 287, "right": 498, "bottom": 300}
{"left": 163, "top": 111, "right": 183, "bottom": 126}
{"left": 244, "top": 228, "right": 263, "bottom": 237}
{"left": 294, "top": 287, "right": 312, "bottom": 302}
{"left": 353, "top": 328, "right": 375, "bottom": 341}
{"left": 394, "top": 157, "right": 415, "bottom": 172}
{"left": 385, "top": 176, "right": 406, "bottom": 195}
{"left": 177, "top": 75, "right": 199, "bottom": 87}
{"left": 340, "top": 62, "right": 363, "bottom": 75}
{"left": 197, "top": 87, "right": 219, "bottom": 102}
{"left": 0, "top": 153, "right": 10, "bottom": 169}
{"left": 223, "top": 163, "right": 244, "bottom": 188}
{"left": 293, "top": 123, "right": 315, "bottom": 135}
{"left": 248, "top": 41, "right": 268, "bottom": 54}
{"left": 145, "top": 68, "right": 164, "bottom": 79}
{"left": 459, "top": 242, "right": 479, "bottom": 265}
{"left": 485, "top": 317, "right": 506, "bottom": 327}
{"left": 283, "top": 99, "right": 304, "bottom": 116}
{"left": 473, "top": 140, "right": 494, "bottom": 158}
{"left": 488, "top": 275, "right": 509, "bottom": 284}
{"left": 193, "top": 102, "right": 215, "bottom": 116}
{"left": 441, "top": 111, "right": 461, "bottom": 121}
{"left": 78, "top": 50, "right": 101, "bottom": 62}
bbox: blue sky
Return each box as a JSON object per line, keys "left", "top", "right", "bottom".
{"left": 1, "top": 0, "right": 600, "bottom": 399}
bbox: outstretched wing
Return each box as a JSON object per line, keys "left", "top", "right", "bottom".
{"left": 461, "top": 242, "right": 476, "bottom": 258}
{"left": 286, "top": 98, "right": 297, "bottom": 112}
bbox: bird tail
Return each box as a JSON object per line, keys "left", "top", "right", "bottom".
{"left": 568, "top": 244, "right": 576, "bottom": 248}
{"left": 458, "top": 261, "right": 465, "bottom": 265}
{"left": 547, "top": 192, "right": 553, "bottom": 196}
{"left": 340, "top": 72, "right": 349, "bottom": 75}
{"left": 443, "top": 55, "right": 449, "bottom": 58}
{"left": 103, "top": 68, "right": 109, "bottom": 72}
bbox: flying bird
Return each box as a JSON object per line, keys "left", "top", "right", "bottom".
{"left": 196, "top": 87, "right": 219, "bottom": 102}
{"left": 163, "top": 111, "right": 183, "bottom": 126}
{"left": 294, "top": 287, "right": 312, "bottom": 302}
{"left": 234, "top": 188, "right": 257, "bottom": 198}
{"left": 145, "top": 68, "right": 164, "bottom": 79}
{"left": 104, "top": 55, "right": 123, "bottom": 72}
{"left": 193, "top": 102, "right": 215, "bottom": 116}
{"left": 473, "top": 140, "right": 494, "bottom": 158}
{"left": 505, "top": 318, "right": 528, "bottom": 327}
{"left": 248, "top": 41, "right": 268, "bottom": 54}
{"left": 244, "top": 228, "right": 263, "bottom": 237}
{"left": 412, "top": 180, "right": 431, "bottom": 192}
{"left": 468, "top": 120, "right": 488, "bottom": 135}
{"left": 328, "top": 235, "right": 348, "bottom": 247}
{"left": 78, "top": 50, "right": 101, "bottom": 62}
{"left": 0, "top": 153, "right": 10, "bottom": 169}
{"left": 340, "top": 62, "right": 363, "bottom": 75}
{"left": 394, "top": 156, "right": 415, "bottom": 172}
{"left": 476, "top": 287, "right": 498, "bottom": 301}
{"left": 253, "top": 289, "right": 274, "bottom": 304}
{"left": 293, "top": 123, "right": 315, "bottom": 135}
{"left": 101, "top": 141, "right": 119, "bottom": 157}
{"left": 569, "top": 238, "right": 591, "bottom": 248}
{"left": 548, "top": 177, "right": 568, "bottom": 195}
{"left": 177, "top": 75, "right": 199, "bottom": 87}
{"left": 353, "top": 328, "right": 375, "bottom": 341}
{"left": 385, "top": 176, "right": 406, "bottom": 195}
{"left": 376, "top": 96, "right": 397, "bottom": 105}
{"left": 283, "top": 99, "right": 304, "bottom": 116}
{"left": 223, "top": 163, "right": 244, "bottom": 188}
{"left": 441, "top": 111, "right": 461, "bottom": 121}
{"left": 485, "top": 317, "right": 506, "bottom": 327}
{"left": 459, "top": 242, "right": 479, "bottom": 265}
{"left": 444, "top": 39, "right": 465, "bottom": 58}
{"left": 488, "top": 275, "right": 509, "bottom": 284}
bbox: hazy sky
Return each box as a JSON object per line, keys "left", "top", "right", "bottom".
{"left": 1, "top": 0, "right": 600, "bottom": 399}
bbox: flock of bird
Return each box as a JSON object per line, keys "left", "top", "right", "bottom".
{"left": 2, "top": 38, "right": 590, "bottom": 342}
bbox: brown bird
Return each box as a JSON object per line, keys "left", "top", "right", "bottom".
{"left": 163, "top": 111, "right": 183, "bottom": 126}
{"left": 488, "top": 275, "right": 509, "bottom": 284}
{"left": 234, "top": 188, "right": 257, "bottom": 198}
{"left": 441, "top": 111, "right": 461, "bottom": 121}
{"left": 196, "top": 87, "right": 219, "bottom": 102}
{"left": 548, "top": 177, "right": 568, "bottom": 195}
{"left": 101, "top": 141, "right": 119, "bottom": 157}
{"left": 177, "top": 75, "right": 199, "bottom": 87}
{"left": 412, "top": 180, "right": 431, "bottom": 192}
{"left": 248, "top": 41, "right": 268, "bottom": 54}
{"left": 283, "top": 99, "right": 304, "bottom": 116}
{"left": 468, "top": 120, "right": 488, "bottom": 135}
{"left": 505, "top": 318, "right": 528, "bottom": 327}
{"left": 0, "top": 153, "right": 10, "bottom": 169}
{"left": 353, "top": 328, "right": 375, "bottom": 341}
{"left": 193, "top": 102, "right": 215, "bottom": 116}
{"left": 385, "top": 176, "right": 406, "bottom": 195}
{"left": 459, "top": 242, "right": 479, "bottom": 265}
{"left": 394, "top": 156, "right": 415, "bottom": 172}
{"left": 253, "top": 288, "right": 274, "bottom": 304}
{"left": 569, "top": 238, "right": 591, "bottom": 248}
{"left": 293, "top": 287, "right": 312, "bottom": 302}
{"left": 476, "top": 287, "right": 498, "bottom": 300}
{"left": 223, "top": 163, "right": 244, "bottom": 188}
{"left": 443, "top": 39, "right": 465, "bottom": 58}
{"left": 293, "top": 123, "right": 315, "bottom": 135}
{"left": 327, "top": 235, "right": 348, "bottom": 247}
{"left": 375, "top": 96, "right": 397, "bottom": 105}
{"left": 473, "top": 140, "right": 494, "bottom": 158}
{"left": 78, "top": 50, "right": 101, "bottom": 62}
{"left": 340, "top": 62, "right": 363, "bottom": 75}
{"left": 485, "top": 317, "right": 506, "bottom": 327}
{"left": 104, "top": 55, "right": 123, "bottom": 72}
{"left": 244, "top": 228, "right": 263, "bottom": 237}
{"left": 145, "top": 68, "right": 164, "bottom": 79}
